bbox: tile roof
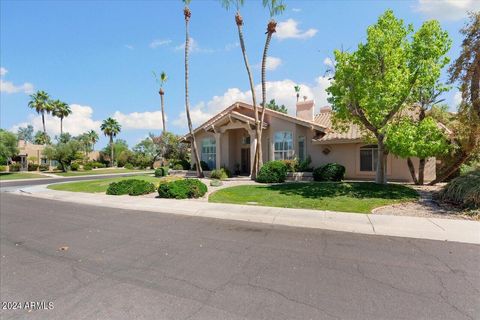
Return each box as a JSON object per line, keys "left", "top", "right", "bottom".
{"left": 313, "top": 111, "right": 363, "bottom": 143}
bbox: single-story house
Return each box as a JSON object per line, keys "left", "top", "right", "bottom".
{"left": 182, "top": 100, "right": 435, "bottom": 182}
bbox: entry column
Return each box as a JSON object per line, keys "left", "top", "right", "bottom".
{"left": 214, "top": 133, "right": 221, "bottom": 170}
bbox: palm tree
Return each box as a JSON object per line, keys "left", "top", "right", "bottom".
{"left": 156, "top": 71, "right": 168, "bottom": 133}
{"left": 100, "top": 118, "right": 121, "bottom": 167}
{"left": 182, "top": 0, "right": 203, "bottom": 177}
{"left": 28, "top": 91, "right": 51, "bottom": 135}
{"left": 256, "top": 0, "right": 285, "bottom": 168}
{"left": 221, "top": 0, "right": 261, "bottom": 179}
{"left": 294, "top": 85, "right": 301, "bottom": 102}
{"left": 87, "top": 130, "right": 99, "bottom": 151}
{"left": 51, "top": 100, "right": 71, "bottom": 135}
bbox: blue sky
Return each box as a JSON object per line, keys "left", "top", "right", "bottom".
{"left": 1, "top": 0, "right": 478, "bottom": 148}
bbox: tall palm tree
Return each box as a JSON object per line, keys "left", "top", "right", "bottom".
{"left": 100, "top": 118, "right": 121, "bottom": 167}
{"left": 182, "top": 0, "right": 203, "bottom": 177}
{"left": 294, "top": 85, "right": 301, "bottom": 102}
{"left": 28, "top": 91, "right": 51, "bottom": 135}
{"left": 256, "top": 0, "right": 285, "bottom": 168}
{"left": 221, "top": 0, "right": 261, "bottom": 179}
{"left": 87, "top": 130, "right": 99, "bottom": 151}
{"left": 157, "top": 71, "right": 168, "bottom": 133}
{"left": 51, "top": 100, "right": 72, "bottom": 135}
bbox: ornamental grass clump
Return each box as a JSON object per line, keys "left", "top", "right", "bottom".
{"left": 438, "top": 170, "right": 480, "bottom": 210}
{"left": 106, "top": 179, "right": 156, "bottom": 196}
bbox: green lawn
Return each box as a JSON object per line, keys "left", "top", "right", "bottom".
{"left": 209, "top": 182, "right": 419, "bottom": 213}
{"left": 0, "top": 172, "right": 50, "bottom": 181}
{"left": 54, "top": 169, "right": 152, "bottom": 177}
{"left": 48, "top": 175, "right": 179, "bottom": 193}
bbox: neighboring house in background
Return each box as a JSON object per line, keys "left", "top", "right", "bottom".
{"left": 182, "top": 100, "right": 436, "bottom": 182}
{"left": 12, "top": 140, "right": 99, "bottom": 171}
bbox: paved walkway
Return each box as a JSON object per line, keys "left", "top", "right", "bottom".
{"left": 13, "top": 184, "right": 480, "bottom": 245}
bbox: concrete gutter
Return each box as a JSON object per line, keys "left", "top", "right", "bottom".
{"left": 12, "top": 184, "right": 480, "bottom": 245}
{"left": 0, "top": 171, "right": 153, "bottom": 183}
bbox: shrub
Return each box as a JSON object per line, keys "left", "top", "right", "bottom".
{"left": 256, "top": 161, "right": 288, "bottom": 183}
{"left": 210, "top": 168, "right": 228, "bottom": 180}
{"left": 158, "top": 179, "right": 207, "bottom": 199}
{"left": 106, "top": 179, "right": 156, "bottom": 196}
{"left": 9, "top": 163, "right": 21, "bottom": 172}
{"left": 221, "top": 166, "right": 232, "bottom": 178}
{"left": 39, "top": 164, "right": 49, "bottom": 171}
{"left": 0, "top": 165, "right": 6, "bottom": 172}
{"left": 91, "top": 161, "right": 106, "bottom": 168}
{"left": 56, "top": 164, "right": 63, "bottom": 171}
{"left": 438, "top": 170, "right": 480, "bottom": 209}
{"left": 28, "top": 163, "right": 39, "bottom": 171}
{"left": 282, "top": 159, "right": 297, "bottom": 172}
{"left": 83, "top": 163, "right": 93, "bottom": 170}
{"left": 124, "top": 163, "right": 134, "bottom": 170}
{"left": 313, "top": 163, "right": 346, "bottom": 181}
{"left": 172, "top": 164, "right": 184, "bottom": 170}
{"left": 297, "top": 156, "right": 313, "bottom": 172}
{"left": 171, "top": 159, "right": 191, "bottom": 170}
{"left": 70, "top": 162, "right": 80, "bottom": 171}
{"left": 192, "top": 161, "right": 209, "bottom": 171}
{"left": 155, "top": 167, "right": 169, "bottom": 177}
{"left": 210, "top": 179, "right": 223, "bottom": 187}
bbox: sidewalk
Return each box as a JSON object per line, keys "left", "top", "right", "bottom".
{"left": 14, "top": 184, "right": 480, "bottom": 245}
{"left": 0, "top": 171, "right": 153, "bottom": 183}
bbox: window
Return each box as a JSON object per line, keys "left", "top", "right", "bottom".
{"left": 201, "top": 138, "right": 216, "bottom": 169}
{"left": 298, "top": 136, "right": 306, "bottom": 162}
{"left": 242, "top": 136, "right": 251, "bottom": 145}
{"left": 274, "top": 131, "right": 294, "bottom": 160}
{"left": 360, "top": 145, "right": 378, "bottom": 172}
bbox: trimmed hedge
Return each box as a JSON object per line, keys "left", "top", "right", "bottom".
{"left": 71, "top": 163, "right": 80, "bottom": 171}
{"left": 210, "top": 168, "right": 229, "bottom": 180}
{"left": 39, "top": 164, "right": 49, "bottom": 171}
{"left": 91, "top": 161, "right": 106, "bottom": 168}
{"left": 157, "top": 179, "right": 207, "bottom": 199}
{"left": 124, "top": 163, "right": 134, "bottom": 170}
{"left": 106, "top": 179, "right": 156, "bottom": 196}
{"left": 28, "top": 163, "right": 39, "bottom": 171}
{"left": 9, "top": 163, "right": 21, "bottom": 172}
{"left": 154, "top": 167, "right": 169, "bottom": 177}
{"left": 172, "top": 164, "right": 184, "bottom": 170}
{"left": 83, "top": 163, "right": 93, "bottom": 170}
{"left": 256, "top": 161, "right": 288, "bottom": 183}
{"left": 313, "top": 163, "right": 346, "bottom": 181}
{"left": 438, "top": 170, "right": 479, "bottom": 209}
{"left": 171, "top": 159, "right": 190, "bottom": 170}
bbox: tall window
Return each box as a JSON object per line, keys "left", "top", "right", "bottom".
{"left": 360, "top": 145, "right": 378, "bottom": 172}
{"left": 274, "top": 131, "right": 294, "bottom": 160}
{"left": 201, "top": 138, "right": 216, "bottom": 170}
{"left": 298, "top": 136, "right": 306, "bottom": 162}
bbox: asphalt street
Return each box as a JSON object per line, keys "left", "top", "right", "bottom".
{"left": 0, "top": 188, "right": 479, "bottom": 319}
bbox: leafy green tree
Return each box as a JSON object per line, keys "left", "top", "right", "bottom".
{"left": 28, "top": 91, "right": 52, "bottom": 135}
{"left": 100, "top": 117, "right": 121, "bottom": 167}
{"left": 182, "top": 0, "right": 203, "bottom": 177}
{"left": 430, "top": 12, "right": 480, "bottom": 184}
{"left": 102, "top": 139, "right": 128, "bottom": 165}
{"left": 0, "top": 129, "right": 19, "bottom": 165}
{"left": 17, "top": 125, "right": 34, "bottom": 143}
{"left": 327, "top": 10, "right": 450, "bottom": 184}
{"left": 43, "top": 140, "right": 83, "bottom": 172}
{"left": 265, "top": 99, "right": 288, "bottom": 114}
{"left": 34, "top": 131, "right": 51, "bottom": 145}
{"left": 133, "top": 136, "right": 158, "bottom": 166}
{"left": 51, "top": 100, "right": 72, "bottom": 135}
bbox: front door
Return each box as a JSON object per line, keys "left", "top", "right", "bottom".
{"left": 240, "top": 148, "right": 250, "bottom": 175}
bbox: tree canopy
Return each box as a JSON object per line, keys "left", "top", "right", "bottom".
{"left": 0, "top": 129, "right": 18, "bottom": 165}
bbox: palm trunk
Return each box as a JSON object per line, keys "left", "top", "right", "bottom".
{"left": 184, "top": 6, "right": 203, "bottom": 178}
{"left": 60, "top": 117, "right": 63, "bottom": 136}
{"left": 160, "top": 91, "right": 166, "bottom": 133}
{"left": 41, "top": 111, "right": 46, "bottom": 135}
{"left": 110, "top": 135, "right": 114, "bottom": 167}
{"left": 235, "top": 11, "right": 259, "bottom": 179}
{"left": 406, "top": 157, "right": 419, "bottom": 185}
{"left": 375, "top": 134, "right": 387, "bottom": 184}
{"left": 256, "top": 21, "right": 276, "bottom": 175}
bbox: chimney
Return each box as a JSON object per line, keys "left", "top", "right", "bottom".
{"left": 296, "top": 99, "right": 315, "bottom": 121}
{"left": 319, "top": 106, "right": 332, "bottom": 113}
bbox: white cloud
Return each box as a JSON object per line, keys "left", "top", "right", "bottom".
{"left": 173, "top": 76, "right": 332, "bottom": 128}
{"left": 0, "top": 79, "right": 34, "bottom": 94}
{"left": 323, "top": 57, "right": 334, "bottom": 68}
{"left": 113, "top": 110, "right": 165, "bottom": 130}
{"left": 225, "top": 42, "right": 240, "bottom": 51}
{"left": 292, "top": 8, "right": 302, "bottom": 12}
{"left": 174, "top": 38, "right": 214, "bottom": 53}
{"left": 124, "top": 44, "right": 134, "bottom": 50}
{"left": 414, "top": 0, "right": 480, "bottom": 21}
{"left": 275, "top": 19, "right": 318, "bottom": 40}
{"left": 265, "top": 57, "right": 282, "bottom": 71}
{"left": 149, "top": 39, "right": 171, "bottom": 48}
{"left": 0, "top": 67, "right": 7, "bottom": 77}
{"left": 11, "top": 104, "right": 101, "bottom": 136}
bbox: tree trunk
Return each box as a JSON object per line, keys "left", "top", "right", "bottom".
{"left": 256, "top": 25, "right": 275, "bottom": 174}
{"left": 375, "top": 134, "right": 387, "bottom": 184}
{"left": 110, "top": 135, "right": 114, "bottom": 167}
{"left": 184, "top": 6, "right": 203, "bottom": 178}
{"left": 236, "top": 12, "right": 259, "bottom": 179}
{"left": 406, "top": 157, "right": 419, "bottom": 185}
{"left": 42, "top": 112, "right": 46, "bottom": 135}
{"left": 60, "top": 117, "right": 63, "bottom": 136}
{"left": 160, "top": 92, "right": 166, "bottom": 133}
{"left": 418, "top": 158, "right": 426, "bottom": 184}
{"left": 429, "top": 151, "right": 469, "bottom": 185}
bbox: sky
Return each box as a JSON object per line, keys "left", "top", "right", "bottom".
{"left": 1, "top": 0, "right": 478, "bottom": 149}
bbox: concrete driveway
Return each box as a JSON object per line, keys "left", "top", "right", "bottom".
{"left": 1, "top": 192, "right": 479, "bottom": 320}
